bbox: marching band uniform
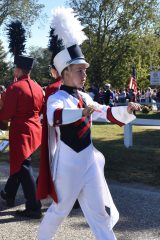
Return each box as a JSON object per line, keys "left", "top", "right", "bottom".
{"left": 38, "top": 86, "right": 135, "bottom": 240}
{"left": 38, "top": 7, "right": 138, "bottom": 240}
{"left": 0, "top": 73, "right": 43, "bottom": 176}
{"left": 0, "top": 53, "right": 43, "bottom": 217}
{"left": 0, "top": 21, "right": 44, "bottom": 217}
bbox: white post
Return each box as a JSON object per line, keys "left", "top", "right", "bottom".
{"left": 124, "top": 123, "right": 133, "bottom": 148}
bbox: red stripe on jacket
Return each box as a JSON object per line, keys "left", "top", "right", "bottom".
{"left": 77, "top": 121, "right": 91, "bottom": 138}
{"left": 77, "top": 94, "right": 91, "bottom": 138}
{"left": 107, "top": 107, "right": 124, "bottom": 126}
{"left": 54, "top": 108, "right": 63, "bottom": 126}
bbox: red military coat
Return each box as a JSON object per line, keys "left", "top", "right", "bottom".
{"left": 36, "top": 78, "right": 62, "bottom": 202}
{"left": 0, "top": 75, "right": 44, "bottom": 175}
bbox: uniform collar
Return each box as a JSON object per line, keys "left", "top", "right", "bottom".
{"left": 17, "top": 74, "right": 30, "bottom": 81}
{"left": 60, "top": 85, "right": 79, "bottom": 99}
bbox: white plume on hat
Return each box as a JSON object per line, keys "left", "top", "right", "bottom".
{"left": 50, "top": 7, "right": 89, "bottom": 75}
{"left": 51, "top": 7, "right": 88, "bottom": 47}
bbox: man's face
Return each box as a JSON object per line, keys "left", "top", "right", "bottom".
{"left": 64, "top": 64, "right": 88, "bottom": 88}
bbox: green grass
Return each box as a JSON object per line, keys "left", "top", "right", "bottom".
{"left": 1, "top": 118, "right": 160, "bottom": 187}
{"left": 92, "top": 123, "right": 160, "bottom": 186}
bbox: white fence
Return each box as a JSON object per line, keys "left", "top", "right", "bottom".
{"left": 124, "top": 118, "right": 160, "bottom": 148}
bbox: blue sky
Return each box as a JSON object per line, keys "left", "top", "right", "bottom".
{"left": 0, "top": 0, "right": 66, "bottom": 56}
{"left": 27, "top": 0, "right": 67, "bottom": 49}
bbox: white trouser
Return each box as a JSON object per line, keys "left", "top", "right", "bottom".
{"left": 38, "top": 142, "right": 118, "bottom": 240}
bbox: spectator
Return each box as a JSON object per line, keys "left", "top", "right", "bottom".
{"left": 145, "top": 87, "right": 152, "bottom": 103}
{"left": 136, "top": 89, "right": 141, "bottom": 102}
{"left": 91, "top": 83, "right": 99, "bottom": 102}
{"left": 87, "top": 87, "right": 95, "bottom": 100}
{"left": 128, "top": 89, "right": 136, "bottom": 102}
{"left": 156, "top": 88, "right": 160, "bottom": 102}
{"left": 113, "top": 89, "right": 119, "bottom": 104}
{"left": 152, "top": 89, "right": 157, "bottom": 101}
{"left": 118, "top": 88, "right": 126, "bottom": 104}
{"left": 97, "top": 87, "right": 105, "bottom": 104}
{"left": 140, "top": 90, "right": 146, "bottom": 103}
{"left": 104, "top": 83, "right": 114, "bottom": 106}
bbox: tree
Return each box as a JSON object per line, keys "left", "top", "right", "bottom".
{"left": 28, "top": 46, "right": 52, "bottom": 86}
{"left": 0, "top": 0, "right": 44, "bottom": 28}
{"left": 0, "top": 39, "right": 10, "bottom": 85}
{"left": 69, "top": 0, "right": 160, "bottom": 88}
{"left": 134, "top": 33, "right": 160, "bottom": 89}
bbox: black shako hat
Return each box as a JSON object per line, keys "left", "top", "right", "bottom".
{"left": 14, "top": 55, "right": 34, "bottom": 71}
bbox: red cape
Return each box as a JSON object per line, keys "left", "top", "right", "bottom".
{"left": 36, "top": 79, "right": 62, "bottom": 203}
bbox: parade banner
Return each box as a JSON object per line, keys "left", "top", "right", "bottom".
{"left": 150, "top": 71, "right": 160, "bottom": 85}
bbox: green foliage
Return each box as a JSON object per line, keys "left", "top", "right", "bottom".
{"left": 69, "top": 0, "right": 160, "bottom": 88}
{"left": 0, "top": 40, "right": 6, "bottom": 60}
{"left": 48, "top": 28, "right": 65, "bottom": 67}
{"left": 0, "top": 0, "right": 45, "bottom": 28}
{"left": 29, "top": 46, "right": 53, "bottom": 86}
{"left": 0, "top": 40, "right": 11, "bottom": 85}
{"left": 92, "top": 123, "right": 160, "bottom": 185}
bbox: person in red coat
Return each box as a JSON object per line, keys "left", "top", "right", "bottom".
{"left": 36, "top": 66, "right": 62, "bottom": 201}
{"left": 0, "top": 55, "right": 44, "bottom": 219}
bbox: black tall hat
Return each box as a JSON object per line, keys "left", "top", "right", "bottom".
{"left": 48, "top": 27, "right": 64, "bottom": 68}
{"left": 14, "top": 55, "right": 34, "bottom": 71}
{"left": 6, "top": 20, "right": 34, "bottom": 71}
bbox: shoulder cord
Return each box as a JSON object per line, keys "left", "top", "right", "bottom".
{"left": 26, "top": 77, "right": 35, "bottom": 113}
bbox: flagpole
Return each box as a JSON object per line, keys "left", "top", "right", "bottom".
{"left": 128, "top": 65, "right": 138, "bottom": 102}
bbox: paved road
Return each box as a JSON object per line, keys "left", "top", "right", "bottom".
{"left": 0, "top": 162, "right": 160, "bottom": 240}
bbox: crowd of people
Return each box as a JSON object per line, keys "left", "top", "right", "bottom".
{"left": 87, "top": 83, "right": 160, "bottom": 107}
{"left": 0, "top": 7, "right": 142, "bottom": 240}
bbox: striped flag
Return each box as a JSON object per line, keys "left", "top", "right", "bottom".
{"left": 128, "top": 66, "right": 137, "bottom": 94}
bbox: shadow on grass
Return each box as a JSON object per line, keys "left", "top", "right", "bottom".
{"left": 93, "top": 128, "right": 160, "bottom": 186}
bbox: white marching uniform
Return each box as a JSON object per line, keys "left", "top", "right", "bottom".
{"left": 38, "top": 87, "right": 135, "bottom": 240}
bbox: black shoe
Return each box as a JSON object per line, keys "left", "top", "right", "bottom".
{"left": 0, "top": 190, "right": 15, "bottom": 207}
{"left": 15, "top": 209, "right": 42, "bottom": 219}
